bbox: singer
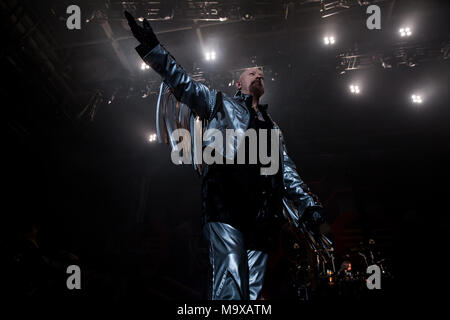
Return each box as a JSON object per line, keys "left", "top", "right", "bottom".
{"left": 125, "top": 11, "right": 325, "bottom": 300}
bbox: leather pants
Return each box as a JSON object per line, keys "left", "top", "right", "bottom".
{"left": 203, "top": 222, "right": 268, "bottom": 300}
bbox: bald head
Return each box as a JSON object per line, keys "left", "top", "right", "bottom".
{"left": 236, "top": 67, "right": 265, "bottom": 98}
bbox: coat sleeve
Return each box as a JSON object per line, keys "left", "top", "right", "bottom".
{"left": 281, "top": 136, "right": 323, "bottom": 226}
{"left": 136, "top": 43, "right": 217, "bottom": 120}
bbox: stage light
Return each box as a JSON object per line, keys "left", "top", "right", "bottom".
{"left": 349, "top": 84, "right": 360, "bottom": 95}
{"left": 323, "top": 36, "right": 336, "bottom": 45}
{"left": 138, "top": 17, "right": 144, "bottom": 22}
{"left": 399, "top": 26, "right": 412, "bottom": 37}
{"left": 140, "top": 62, "right": 150, "bottom": 70}
{"left": 205, "top": 51, "right": 216, "bottom": 61}
{"left": 241, "top": 12, "right": 254, "bottom": 21}
{"left": 411, "top": 94, "right": 423, "bottom": 104}
{"left": 148, "top": 133, "right": 157, "bottom": 142}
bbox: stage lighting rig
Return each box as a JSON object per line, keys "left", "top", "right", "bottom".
{"left": 411, "top": 94, "right": 423, "bottom": 104}
{"left": 349, "top": 84, "right": 361, "bottom": 94}
{"left": 121, "top": 1, "right": 174, "bottom": 21}
{"left": 148, "top": 133, "right": 157, "bottom": 142}
{"left": 320, "top": 0, "right": 390, "bottom": 18}
{"left": 324, "top": 36, "right": 336, "bottom": 45}
{"left": 205, "top": 51, "right": 216, "bottom": 61}
{"left": 399, "top": 27, "right": 412, "bottom": 37}
{"left": 337, "top": 38, "right": 449, "bottom": 73}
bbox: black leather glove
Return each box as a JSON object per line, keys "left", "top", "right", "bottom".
{"left": 124, "top": 11, "right": 159, "bottom": 50}
{"left": 300, "top": 207, "right": 325, "bottom": 230}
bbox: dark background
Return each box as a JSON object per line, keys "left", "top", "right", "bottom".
{"left": 2, "top": 0, "right": 449, "bottom": 303}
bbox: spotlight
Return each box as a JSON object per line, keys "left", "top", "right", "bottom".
{"left": 399, "top": 26, "right": 412, "bottom": 37}
{"left": 241, "top": 12, "right": 254, "bottom": 21}
{"left": 138, "top": 17, "right": 144, "bottom": 22}
{"left": 411, "top": 94, "right": 423, "bottom": 104}
{"left": 148, "top": 133, "right": 157, "bottom": 142}
{"left": 141, "top": 62, "right": 150, "bottom": 70}
{"left": 349, "top": 84, "right": 360, "bottom": 95}
{"left": 323, "top": 36, "right": 336, "bottom": 45}
{"left": 205, "top": 51, "right": 216, "bottom": 61}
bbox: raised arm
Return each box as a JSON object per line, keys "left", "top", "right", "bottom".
{"left": 125, "top": 11, "right": 217, "bottom": 120}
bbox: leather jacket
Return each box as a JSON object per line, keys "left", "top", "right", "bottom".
{"left": 136, "top": 43, "right": 323, "bottom": 225}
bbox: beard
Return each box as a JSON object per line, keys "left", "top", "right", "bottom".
{"left": 249, "top": 81, "right": 264, "bottom": 97}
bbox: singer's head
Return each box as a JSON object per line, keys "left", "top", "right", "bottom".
{"left": 235, "top": 67, "right": 264, "bottom": 99}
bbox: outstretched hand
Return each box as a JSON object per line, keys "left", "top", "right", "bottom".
{"left": 124, "top": 11, "right": 159, "bottom": 48}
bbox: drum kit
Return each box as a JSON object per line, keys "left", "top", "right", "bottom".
{"left": 286, "top": 225, "right": 393, "bottom": 299}
{"left": 276, "top": 201, "right": 393, "bottom": 299}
